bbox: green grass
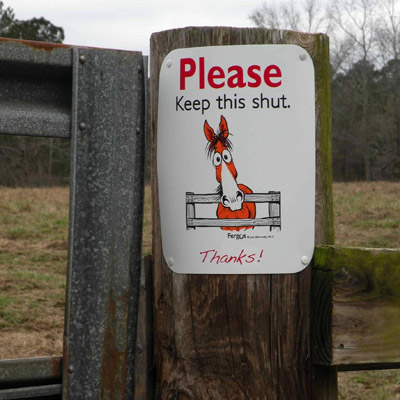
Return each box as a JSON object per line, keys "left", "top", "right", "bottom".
{"left": 334, "top": 181, "right": 400, "bottom": 249}
{"left": 0, "top": 296, "right": 23, "bottom": 326}
{"left": 339, "top": 370, "right": 400, "bottom": 399}
{"left": 0, "top": 187, "right": 69, "bottom": 357}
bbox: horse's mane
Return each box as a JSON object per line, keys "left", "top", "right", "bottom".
{"left": 206, "top": 129, "right": 233, "bottom": 158}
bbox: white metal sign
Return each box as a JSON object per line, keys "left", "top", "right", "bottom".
{"left": 157, "top": 44, "right": 315, "bottom": 274}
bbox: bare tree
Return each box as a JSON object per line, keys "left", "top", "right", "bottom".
{"left": 376, "top": 0, "right": 400, "bottom": 62}
{"left": 249, "top": 2, "right": 281, "bottom": 29}
{"left": 329, "top": 36, "right": 356, "bottom": 76}
{"left": 249, "top": 0, "right": 331, "bottom": 33}
{"left": 249, "top": 0, "right": 347, "bottom": 75}
{"left": 329, "top": 0, "right": 379, "bottom": 180}
{"left": 329, "top": 0, "right": 378, "bottom": 63}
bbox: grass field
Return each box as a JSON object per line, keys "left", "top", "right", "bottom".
{"left": 0, "top": 182, "right": 399, "bottom": 398}
{"left": 0, "top": 188, "right": 68, "bottom": 358}
{"left": 333, "top": 182, "right": 400, "bottom": 249}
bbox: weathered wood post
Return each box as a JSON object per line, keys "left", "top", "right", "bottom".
{"left": 151, "top": 27, "right": 336, "bottom": 399}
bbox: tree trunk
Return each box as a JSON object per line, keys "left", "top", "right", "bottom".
{"left": 361, "top": 71, "right": 371, "bottom": 181}
{"left": 151, "top": 27, "right": 336, "bottom": 399}
{"left": 48, "top": 137, "right": 54, "bottom": 177}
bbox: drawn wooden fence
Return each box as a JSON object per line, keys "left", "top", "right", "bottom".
{"left": 0, "top": 28, "right": 399, "bottom": 400}
{"left": 185, "top": 191, "right": 281, "bottom": 229}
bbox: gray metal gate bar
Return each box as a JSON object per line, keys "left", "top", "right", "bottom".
{"left": 0, "top": 384, "right": 62, "bottom": 399}
{"left": 0, "top": 39, "right": 72, "bottom": 138}
{"left": 0, "top": 357, "right": 62, "bottom": 386}
{"left": 64, "top": 47, "right": 145, "bottom": 398}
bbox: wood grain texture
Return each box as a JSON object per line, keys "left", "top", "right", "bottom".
{"left": 151, "top": 27, "right": 335, "bottom": 399}
{"left": 313, "top": 245, "right": 400, "bottom": 369}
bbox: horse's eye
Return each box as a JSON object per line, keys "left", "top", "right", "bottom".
{"left": 213, "top": 152, "right": 222, "bottom": 167}
{"left": 222, "top": 149, "right": 232, "bottom": 163}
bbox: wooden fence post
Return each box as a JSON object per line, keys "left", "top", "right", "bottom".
{"left": 151, "top": 27, "right": 336, "bottom": 399}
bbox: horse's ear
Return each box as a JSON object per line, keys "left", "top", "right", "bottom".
{"left": 219, "top": 115, "right": 229, "bottom": 138}
{"left": 204, "top": 120, "right": 215, "bottom": 142}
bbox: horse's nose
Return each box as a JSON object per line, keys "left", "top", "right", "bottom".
{"left": 221, "top": 189, "right": 244, "bottom": 211}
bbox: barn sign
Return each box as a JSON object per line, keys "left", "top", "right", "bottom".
{"left": 157, "top": 44, "right": 315, "bottom": 274}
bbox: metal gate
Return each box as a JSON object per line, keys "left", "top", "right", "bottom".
{"left": 0, "top": 38, "right": 146, "bottom": 399}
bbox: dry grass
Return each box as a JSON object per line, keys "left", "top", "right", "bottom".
{"left": 0, "top": 182, "right": 399, "bottom": 399}
{"left": 0, "top": 186, "right": 152, "bottom": 359}
{"left": 142, "top": 185, "right": 152, "bottom": 255}
{"left": 339, "top": 370, "right": 400, "bottom": 400}
{"left": 333, "top": 181, "right": 400, "bottom": 249}
{"left": 0, "top": 187, "right": 68, "bottom": 358}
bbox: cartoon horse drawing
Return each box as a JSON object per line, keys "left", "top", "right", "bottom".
{"left": 203, "top": 115, "right": 256, "bottom": 231}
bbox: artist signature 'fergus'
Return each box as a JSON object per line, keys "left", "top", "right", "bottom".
{"left": 227, "top": 233, "right": 247, "bottom": 240}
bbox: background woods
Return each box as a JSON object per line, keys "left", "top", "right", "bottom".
{"left": 1, "top": 0, "right": 400, "bottom": 184}
{"left": 251, "top": 0, "right": 400, "bottom": 181}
